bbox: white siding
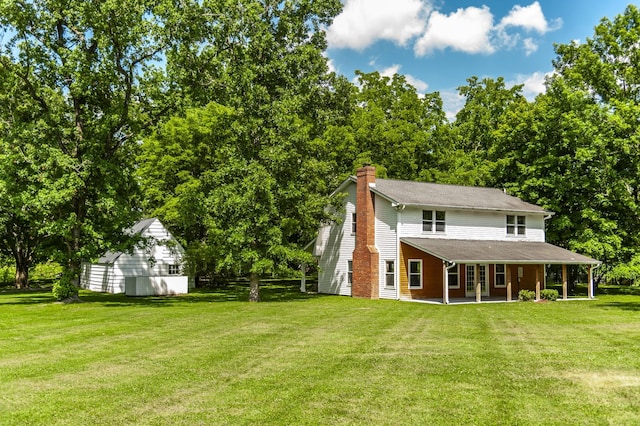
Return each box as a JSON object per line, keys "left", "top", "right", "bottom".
{"left": 125, "top": 276, "right": 188, "bottom": 296}
{"left": 80, "top": 263, "right": 118, "bottom": 293}
{"left": 316, "top": 184, "right": 356, "bottom": 296}
{"left": 80, "top": 218, "right": 187, "bottom": 295}
{"left": 399, "top": 207, "right": 546, "bottom": 242}
{"left": 375, "top": 194, "right": 397, "bottom": 300}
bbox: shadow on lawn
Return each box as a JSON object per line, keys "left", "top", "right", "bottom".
{"left": 0, "top": 280, "right": 323, "bottom": 307}
{"left": 595, "top": 301, "right": 640, "bottom": 311}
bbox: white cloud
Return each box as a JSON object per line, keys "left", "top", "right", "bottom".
{"left": 327, "top": 0, "right": 430, "bottom": 50}
{"left": 508, "top": 71, "right": 551, "bottom": 100}
{"left": 522, "top": 38, "right": 538, "bottom": 56}
{"left": 379, "top": 64, "right": 402, "bottom": 77}
{"left": 497, "top": 1, "right": 561, "bottom": 34}
{"left": 328, "top": 1, "right": 563, "bottom": 74}
{"left": 443, "top": 71, "right": 552, "bottom": 120}
{"left": 414, "top": 6, "right": 495, "bottom": 56}
{"left": 379, "top": 64, "right": 429, "bottom": 93}
{"left": 440, "top": 89, "right": 466, "bottom": 121}
{"left": 323, "top": 52, "right": 337, "bottom": 73}
{"left": 327, "top": 58, "right": 337, "bottom": 73}
{"left": 412, "top": 2, "right": 561, "bottom": 57}
{"left": 406, "top": 75, "right": 429, "bottom": 93}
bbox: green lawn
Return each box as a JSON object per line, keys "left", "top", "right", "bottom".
{"left": 1, "top": 282, "right": 640, "bottom": 425}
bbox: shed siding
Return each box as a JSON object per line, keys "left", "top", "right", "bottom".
{"left": 80, "top": 263, "right": 118, "bottom": 293}
{"left": 399, "top": 207, "right": 545, "bottom": 242}
{"left": 317, "top": 184, "right": 356, "bottom": 296}
{"left": 80, "top": 218, "right": 187, "bottom": 295}
{"left": 125, "top": 276, "right": 188, "bottom": 296}
{"left": 375, "top": 194, "right": 397, "bottom": 300}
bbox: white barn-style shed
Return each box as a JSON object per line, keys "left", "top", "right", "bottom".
{"left": 80, "top": 218, "right": 189, "bottom": 296}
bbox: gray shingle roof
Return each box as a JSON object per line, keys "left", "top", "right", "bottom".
{"left": 401, "top": 238, "right": 600, "bottom": 264}
{"left": 372, "top": 179, "right": 548, "bottom": 214}
{"left": 97, "top": 218, "right": 157, "bottom": 264}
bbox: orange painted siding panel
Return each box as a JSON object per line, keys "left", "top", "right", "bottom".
{"left": 400, "top": 243, "right": 444, "bottom": 300}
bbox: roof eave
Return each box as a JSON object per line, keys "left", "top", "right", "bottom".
{"left": 330, "top": 176, "right": 356, "bottom": 197}
{"left": 450, "top": 259, "right": 601, "bottom": 265}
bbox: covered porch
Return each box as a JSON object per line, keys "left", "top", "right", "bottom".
{"left": 408, "top": 296, "right": 594, "bottom": 305}
{"left": 400, "top": 238, "right": 601, "bottom": 304}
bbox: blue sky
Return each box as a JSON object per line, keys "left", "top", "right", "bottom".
{"left": 325, "top": 0, "right": 633, "bottom": 119}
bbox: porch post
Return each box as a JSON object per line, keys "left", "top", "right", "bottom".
{"left": 506, "top": 265, "right": 512, "bottom": 302}
{"left": 475, "top": 264, "right": 481, "bottom": 303}
{"left": 562, "top": 264, "right": 568, "bottom": 300}
{"left": 443, "top": 262, "right": 449, "bottom": 304}
{"left": 588, "top": 265, "right": 594, "bottom": 299}
{"left": 535, "top": 265, "right": 541, "bottom": 301}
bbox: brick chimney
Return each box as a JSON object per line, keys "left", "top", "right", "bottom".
{"left": 352, "top": 165, "right": 379, "bottom": 299}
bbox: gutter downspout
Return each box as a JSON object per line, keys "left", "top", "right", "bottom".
{"left": 444, "top": 261, "right": 457, "bottom": 304}
{"left": 394, "top": 203, "right": 405, "bottom": 300}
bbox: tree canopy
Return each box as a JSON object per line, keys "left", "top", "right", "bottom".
{"left": 490, "top": 4, "right": 640, "bottom": 282}
{"left": 139, "top": 0, "right": 343, "bottom": 301}
{"left": 0, "top": 0, "right": 184, "bottom": 295}
{"left": 2, "top": 2, "right": 640, "bottom": 295}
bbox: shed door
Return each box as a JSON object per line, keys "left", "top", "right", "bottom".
{"left": 125, "top": 277, "right": 137, "bottom": 296}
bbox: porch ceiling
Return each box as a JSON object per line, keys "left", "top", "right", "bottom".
{"left": 400, "top": 238, "right": 600, "bottom": 265}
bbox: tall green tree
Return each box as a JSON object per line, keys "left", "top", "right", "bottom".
{"left": 492, "top": 5, "right": 640, "bottom": 281}
{"left": 0, "top": 59, "right": 71, "bottom": 288}
{"left": 0, "top": 0, "right": 184, "bottom": 296}
{"left": 448, "top": 76, "right": 527, "bottom": 186}
{"left": 492, "top": 80, "right": 623, "bottom": 264}
{"left": 141, "top": 0, "right": 342, "bottom": 301}
{"left": 550, "top": 4, "right": 640, "bottom": 281}
{"left": 317, "top": 71, "right": 451, "bottom": 183}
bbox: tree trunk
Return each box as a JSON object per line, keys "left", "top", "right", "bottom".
{"left": 249, "top": 272, "right": 260, "bottom": 302}
{"left": 12, "top": 238, "right": 31, "bottom": 289}
{"left": 14, "top": 254, "right": 29, "bottom": 289}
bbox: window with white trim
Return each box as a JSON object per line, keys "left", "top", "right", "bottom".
{"left": 494, "top": 264, "right": 506, "bottom": 288}
{"left": 423, "top": 210, "right": 446, "bottom": 233}
{"left": 347, "top": 260, "right": 353, "bottom": 286}
{"left": 408, "top": 259, "right": 422, "bottom": 289}
{"left": 506, "top": 215, "right": 526, "bottom": 235}
{"left": 351, "top": 213, "right": 357, "bottom": 234}
{"left": 168, "top": 264, "right": 180, "bottom": 275}
{"left": 385, "top": 260, "right": 395, "bottom": 288}
{"left": 448, "top": 264, "right": 460, "bottom": 289}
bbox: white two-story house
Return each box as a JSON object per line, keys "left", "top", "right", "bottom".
{"left": 313, "top": 165, "right": 600, "bottom": 303}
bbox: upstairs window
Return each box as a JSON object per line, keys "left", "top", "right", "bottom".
{"left": 423, "top": 210, "right": 446, "bottom": 233}
{"left": 506, "top": 215, "right": 526, "bottom": 235}
{"left": 168, "top": 264, "right": 180, "bottom": 275}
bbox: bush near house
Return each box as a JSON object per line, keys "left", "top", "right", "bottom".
{"left": 540, "top": 289, "right": 559, "bottom": 301}
{"left": 518, "top": 289, "right": 536, "bottom": 301}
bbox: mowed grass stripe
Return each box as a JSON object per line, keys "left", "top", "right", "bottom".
{"left": 1, "top": 283, "right": 640, "bottom": 425}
